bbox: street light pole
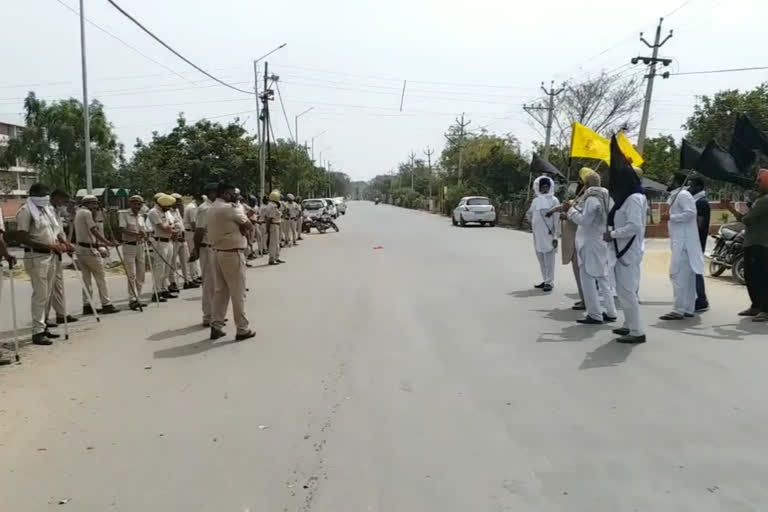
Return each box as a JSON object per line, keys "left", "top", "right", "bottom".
{"left": 253, "top": 43, "right": 286, "bottom": 197}
{"left": 311, "top": 130, "right": 327, "bottom": 161}
{"left": 79, "top": 0, "right": 93, "bottom": 193}
{"left": 294, "top": 106, "right": 314, "bottom": 145}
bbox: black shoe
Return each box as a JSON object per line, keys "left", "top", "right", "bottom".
{"left": 577, "top": 316, "right": 603, "bottom": 325}
{"left": 571, "top": 301, "right": 586, "bottom": 311}
{"left": 129, "top": 301, "right": 143, "bottom": 311}
{"left": 56, "top": 315, "right": 78, "bottom": 324}
{"left": 46, "top": 319, "right": 58, "bottom": 328}
{"left": 276, "top": 259, "right": 285, "bottom": 263}
{"left": 542, "top": 284, "right": 553, "bottom": 292}
{"left": 0, "top": 354, "right": 11, "bottom": 366}
{"left": 99, "top": 304, "right": 120, "bottom": 314}
{"left": 269, "top": 260, "right": 279, "bottom": 266}
{"left": 695, "top": 303, "right": 710, "bottom": 313}
{"left": 534, "top": 282, "right": 546, "bottom": 289}
{"left": 684, "top": 313, "right": 695, "bottom": 318}
{"left": 161, "top": 291, "right": 178, "bottom": 300}
{"left": 44, "top": 330, "right": 60, "bottom": 339}
{"left": 612, "top": 327, "right": 630, "bottom": 336}
{"left": 153, "top": 294, "right": 168, "bottom": 303}
{"left": 235, "top": 330, "right": 256, "bottom": 341}
{"left": 168, "top": 284, "right": 180, "bottom": 293}
{"left": 603, "top": 313, "right": 617, "bottom": 323}
{"left": 210, "top": 328, "right": 226, "bottom": 340}
{"left": 32, "top": 333, "right": 53, "bottom": 346}
{"left": 297, "top": 237, "right": 304, "bottom": 241}
{"left": 82, "top": 305, "right": 94, "bottom": 316}
{"left": 617, "top": 334, "right": 646, "bottom": 344}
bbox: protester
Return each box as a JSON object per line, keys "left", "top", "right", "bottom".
{"left": 688, "top": 176, "right": 711, "bottom": 312}
{"left": 206, "top": 183, "right": 255, "bottom": 341}
{"left": 605, "top": 163, "right": 647, "bottom": 344}
{"left": 119, "top": 195, "right": 148, "bottom": 311}
{"left": 565, "top": 169, "right": 617, "bottom": 324}
{"left": 0, "top": 205, "right": 17, "bottom": 364}
{"left": 191, "top": 184, "right": 218, "bottom": 326}
{"left": 660, "top": 173, "right": 704, "bottom": 320}
{"left": 16, "top": 184, "right": 66, "bottom": 344}
{"left": 74, "top": 195, "right": 119, "bottom": 315}
{"left": 725, "top": 169, "right": 768, "bottom": 322}
{"left": 527, "top": 176, "right": 560, "bottom": 292}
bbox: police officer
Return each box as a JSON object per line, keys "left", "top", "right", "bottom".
{"left": 295, "top": 196, "right": 304, "bottom": 241}
{"left": 206, "top": 182, "right": 255, "bottom": 341}
{"left": 280, "top": 196, "right": 290, "bottom": 247}
{"left": 264, "top": 190, "right": 284, "bottom": 265}
{"left": 46, "top": 189, "right": 78, "bottom": 327}
{"left": 148, "top": 194, "right": 178, "bottom": 300}
{"left": 257, "top": 196, "right": 269, "bottom": 256}
{"left": 120, "top": 195, "right": 148, "bottom": 310}
{"left": 74, "top": 195, "right": 119, "bottom": 315}
{"left": 286, "top": 194, "right": 300, "bottom": 246}
{"left": 168, "top": 193, "right": 193, "bottom": 292}
{"left": 191, "top": 184, "right": 218, "bottom": 326}
{"left": 0, "top": 204, "right": 17, "bottom": 363}
{"left": 183, "top": 195, "right": 202, "bottom": 284}
{"left": 16, "top": 184, "right": 67, "bottom": 344}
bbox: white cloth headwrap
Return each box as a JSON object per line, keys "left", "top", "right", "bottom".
{"left": 26, "top": 196, "right": 60, "bottom": 232}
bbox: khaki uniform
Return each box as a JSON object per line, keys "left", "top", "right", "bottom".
{"left": 119, "top": 209, "right": 147, "bottom": 302}
{"left": 207, "top": 199, "right": 250, "bottom": 334}
{"left": 48, "top": 207, "right": 68, "bottom": 319}
{"left": 169, "top": 209, "right": 187, "bottom": 286}
{"left": 281, "top": 202, "right": 290, "bottom": 245}
{"left": 256, "top": 205, "right": 268, "bottom": 255}
{"left": 183, "top": 202, "right": 200, "bottom": 280}
{"left": 196, "top": 199, "right": 213, "bottom": 322}
{"left": 286, "top": 201, "right": 300, "bottom": 245}
{"left": 295, "top": 204, "right": 304, "bottom": 239}
{"left": 17, "top": 204, "right": 58, "bottom": 334}
{"left": 74, "top": 207, "right": 112, "bottom": 308}
{"left": 148, "top": 206, "right": 174, "bottom": 293}
{"left": 264, "top": 202, "right": 282, "bottom": 262}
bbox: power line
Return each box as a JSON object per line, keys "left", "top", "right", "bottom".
{"left": 105, "top": 0, "right": 254, "bottom": 95}
{"left": 52, "top": 0, "right": 194, "bottom": 85}
{"left": 670, "top": 65, "right": 768, "bottom": 76}
{"left": 274, "top": 80, "right": 295, "bottom": 142}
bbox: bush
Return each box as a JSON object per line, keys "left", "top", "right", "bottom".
{"left": 443, "top": 184, "right": 475, "bottom": 215}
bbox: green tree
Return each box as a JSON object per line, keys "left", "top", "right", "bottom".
{"left": 641, "top": 135, "right": 678, "bottom": 184}
{"left": 685, "top": 83, "right": 768, "bottom": 147}
{"left": 2, "top": 92, "right": 124, "bottom": 194}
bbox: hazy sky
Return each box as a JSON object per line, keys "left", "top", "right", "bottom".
{"left": 2, "top": 0, "right": 766, "bottom": 181}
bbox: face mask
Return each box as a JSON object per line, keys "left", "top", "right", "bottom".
{"left": 29, "top": 196, "right": 51, "bottom": 208}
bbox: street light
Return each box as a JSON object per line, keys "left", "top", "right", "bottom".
{"left": 294, "top": 106, "right": 314, "bottom": 146}
{"left": 254, "top": 43, "right": 287, "bottom": 197}
{"left": 311, "top": 130, "right": 328, "bottom": 160}
{"left": 79, "top": 0, "right": 93, "bottom": 193}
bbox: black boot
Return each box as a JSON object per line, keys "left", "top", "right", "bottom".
{"left": 82, "top": 304, "right": 94, "bottom": 316}
{"left": 44, "top": 330, "right": 61, "bottom": 339}
{"left": 32, "top": 333, "right": 53, "bottom": 346}
{"left": 99, "top": 304, "right": 120, "bottom": 314}
{"left": 153, "top": 294, "right": 168, "bottom": 303}
{"left": 168, "top": 283, "right": 180, "bottom": 293}
{"left": 617, "top": 334, "right": 646, "bottom": 344}
{"left": 161, "top": 291, "right": 178, "bottom": 300}
{"left": 56, "top": 315, "right": 79, "bottom": 324}
{"left": 210, "top": 327, "right": 226, "bottom": 340}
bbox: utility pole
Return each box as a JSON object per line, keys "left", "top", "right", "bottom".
{"left": 253, "top": 60, "right": 262, "bottom": 196}
{"left": 260, "top": 63, "right": 278, "bottom": 194}
{"left": 444, "top": 113, "right": 471, "bottom": 185}
{"left": 634, "top": 18, "right": 673, "bottom": 154}
{"left": 327, "top": 161, "right": 332, "bottom": 196}
{"left": 409, "top": 150, "right": 416, "bottom": 190}
{"left": 424, "top": 146, "right": 434, "bottom": 199}
{"left": 523, "top": 81, "right": 566, "bottom": 160}
{"left": 79, "top": 0, "right": 93, "bottom": 193}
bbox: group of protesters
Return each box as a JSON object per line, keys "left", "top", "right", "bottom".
{"left": 0, "top": 182, "right": 313, "bottom": 364}
{"left": 527, "top": 161, "right": 768, "bottom": 345}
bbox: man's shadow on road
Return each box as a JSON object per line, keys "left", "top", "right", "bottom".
{"left": 146, "top": 324, "right": 206, "bottom": 341}
{"left": 579, "top": 340, "right": 635, "bottom": 370}
{"left": 153, "top": 338, "right": 243, "bottom": 359}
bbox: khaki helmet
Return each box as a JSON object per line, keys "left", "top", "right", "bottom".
{"left": 157, "top": 194, "right": 176, "bottom": 207}
{"left": 269, "top": 190, "right": 281, "bottom": 202}
{"left": 153, "top": 192, "right": 164, "bottom": 201}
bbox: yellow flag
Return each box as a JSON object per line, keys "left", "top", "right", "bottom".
{"left": 570, "top": 123, "right": 610, "bottom": 163}
{"left": 616, "top": 131, "right": 644, "bottom": 167}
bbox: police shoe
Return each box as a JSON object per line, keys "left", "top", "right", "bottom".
{"left": 56, "top": 315, "right": 79, "bottom": 324}
{"left": 153, "top": 295, "right": 168, "bottom": 303}
{"left": 210, "top": 328, "right": 226, "bottom": 340}
{"left": 32, "top": 333, "right": 53, "bottom": 346}
{"left": 161, "top": 291, "right": 178, "bottom": 300}
{"left": 235, "top": 330, "right": 256, "bottom": 341}
{"left": 46, "top": 319, "right": 58, "bottom": 328}
{"left": 183, "top": 282, "right": 200, "bottom": 290}
{"left": 99, "top": 304, "right": 120, "bottom": 314}
{"left": 168, "top": 284, "right": 180, "bottom": 293}
{"left": 44, "top": 330, "right": 61, "bottom": 339}
{"left": 129, "top": 301, "right": 146, "bottom": 311}
{"left": 82, "top": 305, "right": 95, "bottom": 316}
{"left": 617, "top": 334, "right": 646, "bottom": 344}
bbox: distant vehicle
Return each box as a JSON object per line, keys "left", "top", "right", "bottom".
{"left": 323, "top": 199, "right": 338, "bottom": 218}
{"left": 452, "top": 196, "right": 496, "bottom": 227}
{"left": 302, "top": 199, "right": 326, "bottom": 220}
{"left": 333, "top": 197, "right": 347, "bottom": 215}
{"left": 312, "top": 212, "right": 339, "bottom": 234}
{"left": 374, "top": 197, "right": 380, "bottom": 205}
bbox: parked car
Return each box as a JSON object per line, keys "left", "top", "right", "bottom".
{"left": 452, "top": 196, "right": 496, "bottom": 227}
{"left": 333, "top": 197, "right": 347, "bottom": 215}
{"left": 323, "top": 199, "right": 338, "bottom": 218}
{"left": 302, "top": 198, "right": 327, "bottom": 233}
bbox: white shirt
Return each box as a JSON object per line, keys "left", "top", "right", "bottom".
{"left": 610, "top": 193, "right": 647, "bottom": 266}
{"left": 183, "top": 202, "right": 198, "bottom": 231}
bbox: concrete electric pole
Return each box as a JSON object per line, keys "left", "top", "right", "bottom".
{"left": 634, "top": 18, "right": 673, "bottom": 154}
{"left": 79, "top": 0, "right": 93, "bottom": 193}
{"left": 444, "top": 113, "right": 471, "bottom": 185}
{"left": 424, "top": 146, "right": 434, "bottom": 199}
{"left": 523, "top": 81, "right": 566, "bottom": 160}
{"left": 409, "top": 151, "right": 416, "bottom": 190}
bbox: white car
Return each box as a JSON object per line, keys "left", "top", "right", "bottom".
{"left": 452, "top": 196, "right": 496, "bottom": 227}
{"left": 333, "top": 197, "right": 347, "bottom": 215}
{"left": 302, "top": 199, "right": 326, "bottom": 219}
{"left": 323, "top": 199, "right": 338, "bottom": 218}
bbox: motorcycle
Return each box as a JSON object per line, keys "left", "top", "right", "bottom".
{"left": 312, "top": 213, "right": 340, "bottom": 234}
{"left": 374, "top": 197, "right": 380, "bottom": 205}
{"left": 706, "top": 223, "right": 745, "bottom": 284}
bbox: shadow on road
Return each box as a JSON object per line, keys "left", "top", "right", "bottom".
{"left": 652, "top": 315, "right": 703, "bottom": 331}
{"left": 146, "top": 324, "right": 206, "bottom": 341}
{"left": 507, "top": 289, "right": 546, "bottom": 298}
{"left": 153, "top": 338, "right": 243, "bottom": 359}
{"left": 662, "top": 318, "right": 766, "bottom": 341}
{"left": 537, "top": 323, "right": 613, "bottom": 342}
{"left": 579, "top": 340, "right": 634, "bottom": 370}
{"left": 532, "top": 308, "right": 580, "bottom": 323}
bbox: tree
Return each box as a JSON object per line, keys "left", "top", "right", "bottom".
{"left": 685, "top": 83, "right": 768, "bottom": 148}
{"left": 528, "top": 72, "right": 643, "bottom": 150}
{"left": 1, "top": 92, "right": 124, "bottom": 194}
{"left": 641, "top": 135, "right": 678, "bottom": 184}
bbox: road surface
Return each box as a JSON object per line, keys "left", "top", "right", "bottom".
{"left": 1, "top": 201, "right": 766, "bottom": 512}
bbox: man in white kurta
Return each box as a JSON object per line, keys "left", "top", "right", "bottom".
{"left": 567, "top": 173, "right": 617, "bottom": 324}
{"left": 526, "top": 176, "right": 560, "bottom": 292}
{"left": 661, "top": 175, "right": 704, "bottom": 320}
{"left": 606, "top": 191, "right": 648, "bottom": 343}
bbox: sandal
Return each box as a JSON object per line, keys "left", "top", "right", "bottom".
{"left": 659, "top": 312, "right": 685, "bottom": 321}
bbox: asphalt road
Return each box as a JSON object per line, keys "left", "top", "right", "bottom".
{"left": 1, "top": 201, "right": 766, "bottom": 512}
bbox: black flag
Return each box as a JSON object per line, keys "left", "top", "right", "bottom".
{"left": 608, "top": 134, "right": 641, "bottom": 210}
{"left": 729, "top": 113, "right": 768, "bottom": 173}
{"left": 530, "top": 153, "right": 565, "bottom": 180}
{"left": 695, "top": 140, "right": 754, "bottom": 188}
{"left": 680, "top": 139, "right": 703, "bottom": 170}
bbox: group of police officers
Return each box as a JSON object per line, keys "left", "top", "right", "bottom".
{"left": 0, "top": 182, "right": 309, "bottom": 364}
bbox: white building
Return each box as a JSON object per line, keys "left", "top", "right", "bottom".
{"left": 0, "top": 120, "right": 39, "bottom": 197}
